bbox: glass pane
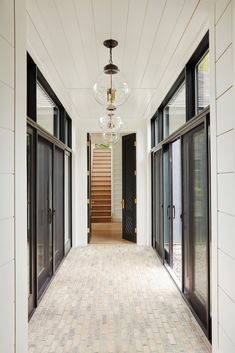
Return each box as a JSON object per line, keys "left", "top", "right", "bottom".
{"left": 163, "top": 149, "right": 170, "bottom": 254}
{"left": 27, "top": 133, "right": 32, "bottom": 296}
{"left": 37, "top": 138, "right": 53, "bottom": 280}
{"left": 192, "top": 128, "right": 208, "bottom": 305}
{"left": 154, "top": 118, "right": 159, "bottom": 145}
{"left": 196, "top": 52, "right": 210, "bottom": 113}
{"left": 172, "top": 139, "right": 182, "bottom": 283}
{"left": 65, "top": 155, "right": 69, "bottom": 245}
{"left": 54, "top": 147, "right": 64, "bottom": 269}
{"left": 64, "top": 118, "right": 68, "bottom": 145}
{"left": 64, "top": 154, "right": 72, "bottom": 254}
{"left": 37, "top": 140, "right": 46, "bottom": 276}
{"left": 163, "top": 82, "right": 186, "bottom": 139}
{"left": 37, "top": 82, "right": 59, "bottom": 137}
{"left": 154, "top": 151, "right": 161, "bottom": 252}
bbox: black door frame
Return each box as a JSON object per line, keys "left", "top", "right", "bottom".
{"left": 182, "top": 120, "right": 211, "bottom": 338}
{"left": 27, "top": 118, "right": 72, "bottom": 317}
{"left": 87, "top": 133, "right": 92, "bottom": 243}
{"left": 122, "top": 133, "right": 137, "bottom": 243}
{"left": 64, "top": 150, "right": 72, "bottom": 255}
{"left": 27, "top": 126, "right": 36, "bottom": 318}
{"left": 151, "top": 149, "right": 163, "bottom": 257}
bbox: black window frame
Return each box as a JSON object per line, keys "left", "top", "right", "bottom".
{"left": 151, "top": 69, "right": 185, "bottom": 148}
{"left": 151, "top": 30, "right": 209, "bottom": 149}
{"left": 27, "top": 53, "right": 72, "bottom": 147}
{"left": 160, "top": 70, "right": 186, "bottom": 140}
{"left": 186, "top": 31, "right": 209, "bottom": 120}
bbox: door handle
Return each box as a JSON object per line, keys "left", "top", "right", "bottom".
{"left": 167, "top": 205, "right": 171, "bottom": 220}
{"left": 172, "top": 205, "right": 175, "bottom": 219}
{"left": 48, "top": 208, "right": 53, "bottom": 224}
{"left": 48, "top": 208, "right": 55, "bottom": 224}
{"left": 121, "top": 199, "right": 125, "bottom": 209}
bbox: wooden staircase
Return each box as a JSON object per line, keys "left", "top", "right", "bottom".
{"left": 91, "top": 148, "right": 112, "bottom": 223}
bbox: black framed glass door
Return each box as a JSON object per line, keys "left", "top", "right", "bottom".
{"left": 171, "top": 139, "right": 182, "bottom": 283}
{"left": 37, "top": 135, "right": 53, "bottom": 296}
{"left": 64, "top": 151, "right": 72, "bottom": 255}
{"left": 163, "top": 147, "right": 170, "bottom": 263}
{"left": 87, "top": 133, "right": 92, "bottom": 242}
{"left": 183, "top": 121, "right": 210, "bottom": 335}
{"left": 122, "top": 133, "right": 137, "bottom": 243}
{"left": 27, "top": 127, "right": 36, "bottom": 317}
{"left": 54, "top": 146, "right": 64, "bottom": 270}
{"left": 152, "top": 150, "right": 163, "bottom": 257}
{"left": 163, "top": 140, "right": 182, "bottom": 284}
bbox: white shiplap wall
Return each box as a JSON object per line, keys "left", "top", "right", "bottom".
{"left": 213, "top": 1, "right": 235, "bottom": 352}
{"left": 0, "top": 1, "right": 15, "bottom": 353}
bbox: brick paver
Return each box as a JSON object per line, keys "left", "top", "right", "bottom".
{"left": 29, "top": 245, "right": 211, "bottom": 353}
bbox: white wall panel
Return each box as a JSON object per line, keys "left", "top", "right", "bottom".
{"left": 0, "top": 35, "right": 14, "bottom": 88}
{"left": 215, "top": 2, "right": 232, "bottom": 60}
{"left": 218, "top": 288, "right": 235, "bottom": 347}
{"left": 216, "top": 45, "right": 233, "bottom": 98}
{"left": 218, "top": 326, "right": 235, "bottom": 353}
{"left": 218, "top": 250, "right": 235, "bottom": 301}
{"left": 0, "top": 128, "right": 14, "bottom": 173}
{"left": 218, "top": 173, "right": 235, "bottom": 215}
{"left": 0, "top": 0, "right": 14, "bottom": 46}
{"left": 215, "top": 0, "right": 231, "bottom": 23}
{"left": 217, "top": 130, "right": 235, "bottom": 173}
{"left": 0, "top": 1, "right": 15, "bottom": 352}
{"left": 217, "top": 87, "right": 234, "bottom": 135}
{"left": 0, "top": 174, "right": 14, "bottom": 220}
{"left": 15, "top": 1, "right": 28, "bottom": 351}
{"left": 0, "top": 82, "right": 14, "bottom": 131}
{"left": 0, "top": 261, "right": 14, "bottom": 353}
{"left": 218, "top": 212, "right": 235, "bottom": 259}
{"left": 0, "top": 218, "right": 14, "bottom": 267}
{"left": 213, "top": 2, "right": 235, "bottom": 351}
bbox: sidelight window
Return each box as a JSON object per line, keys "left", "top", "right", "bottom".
{"left": 163, "top": 82, "right": 186, "bottom": 139}
{"left": 37, "top": 82, "right": 60, "bottom": 137}
{"left": 196, "top": 51, "right": 210, "bottom": 114}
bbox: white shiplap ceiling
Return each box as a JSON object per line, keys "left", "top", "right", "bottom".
{"left": 26, "top": 0, "right": 211, "bottom": 121}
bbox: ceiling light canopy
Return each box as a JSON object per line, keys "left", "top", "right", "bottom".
{"left": 93, "top": 39, "right": 130, "bottom": 109}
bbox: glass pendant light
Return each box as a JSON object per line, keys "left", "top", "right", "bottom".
{"left": 93, "top": 39, "right": 130, "bottom": 108}
{"left": 99, "top": 113, "right": 123, "bottom": 132}
{"left": 103, "top": 132, "right": 120, "bottom": 144}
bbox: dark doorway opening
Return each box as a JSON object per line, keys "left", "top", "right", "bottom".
{"left": 87, "top": 133, "right": 137, "bottom": 244}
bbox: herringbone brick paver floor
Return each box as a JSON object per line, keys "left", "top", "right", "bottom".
{"left": 29, "top": 245, "right": 211, "bottom": 353}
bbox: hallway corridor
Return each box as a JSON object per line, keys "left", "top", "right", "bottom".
{"left": 29, "top": 246, "right": 211, "bottom": 353}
